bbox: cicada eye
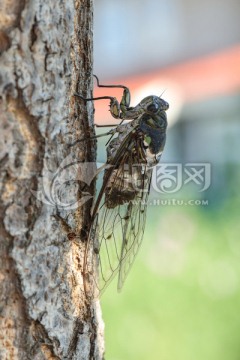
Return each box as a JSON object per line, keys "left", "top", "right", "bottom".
{"left": 147, "top": 103, "right": 159, "bottom": 113}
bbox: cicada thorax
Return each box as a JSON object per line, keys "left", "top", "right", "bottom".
{"left": 102, "top": 108, "right": 168, "bottom": 209}
{"left": 140, "top": 113, "right": 167, "bottom": 152}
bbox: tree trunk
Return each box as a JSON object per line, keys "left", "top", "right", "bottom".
{"left": 0, "top": 0, "right": 104, "bottom": 359}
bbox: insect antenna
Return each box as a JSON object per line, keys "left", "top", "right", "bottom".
{"left": 159, "top": 89, "right": 167, "bottom": 98}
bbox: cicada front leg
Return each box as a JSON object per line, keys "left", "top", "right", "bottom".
{"left": 74, "top": 74, "right": 132, "bottom": 120}
{"left": 93, "top": 75, "right": 131, "bottom": 119}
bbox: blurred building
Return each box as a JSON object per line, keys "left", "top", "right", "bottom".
{"left": 94, "top": 0, "right": 240, "bottom": 78}
{"left": 93, "top": 0, "right": 240, "bottom": 206}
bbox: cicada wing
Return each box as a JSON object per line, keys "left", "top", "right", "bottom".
{"left": 97, "top": 202, "right": 133, "bottom": 292}
{"left": 117, "top": 169, "right": 152, "bottom": 291}
{"left": 83, "top": 129, "right": 152, "bottom": 296}
{"left": 92, "top": 166, "right": 152, "bottom": 295}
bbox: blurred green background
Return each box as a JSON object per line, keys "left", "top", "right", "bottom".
{"left": 93, "top": 0, "right": 240, "bottom": 358}
{"left": 101, "top": 195, "right": 240, "bottom": 360}
{"left": 96, "top": 111, "right": 240, "bottom": 359}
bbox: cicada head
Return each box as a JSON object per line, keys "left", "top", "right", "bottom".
{"left": 139, "top": 95, "right": 169, "bottom": 115}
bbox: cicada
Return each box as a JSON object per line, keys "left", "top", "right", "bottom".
{"left": 75, "top": 75, "right": 169, "bottom": 296}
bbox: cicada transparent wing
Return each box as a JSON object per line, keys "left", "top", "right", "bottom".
{"left": 97, "top": 169, "right": 152, "bottom": 293}
{"left": 83, "top": 129, "right": 152, "bottom": 296}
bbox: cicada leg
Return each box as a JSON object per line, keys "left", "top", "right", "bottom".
{"left": 74, "top": 92, "right": 121, "bottom": 120}
{"left": 74, "top": 74, "right": 132, "bottom": 144}
{"left": 93, "top": 75, "right": 131, "bottom": 117}
{"left": 74, "top": 74, "right": 132, "bottom": 119}
{"left": 68, "top": 131, "right": 114, "bottom": 148}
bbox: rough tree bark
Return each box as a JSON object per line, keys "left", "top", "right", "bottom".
{"left": 0, "top": 0, "right": 104, "bottom": 359}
